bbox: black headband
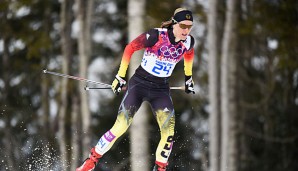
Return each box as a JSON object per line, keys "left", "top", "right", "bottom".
{"left": 173, "top": 10, "right": 193, "bottom": 22}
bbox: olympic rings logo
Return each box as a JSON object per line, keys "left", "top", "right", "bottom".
{"left": 160, "top": 45, "right": 183, "bottom": 58}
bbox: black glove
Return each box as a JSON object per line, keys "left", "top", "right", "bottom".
{"left": 185, "top": 75, "right": 195, "bottom": 94}
{"left": 111, "top": 75, "right": 126, "bottom": 95}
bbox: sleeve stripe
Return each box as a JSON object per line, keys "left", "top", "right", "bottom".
{"left": 184, "top": 48, "right": 194, "bottom": 76}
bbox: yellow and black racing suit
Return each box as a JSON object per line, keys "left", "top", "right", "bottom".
{"left": 95, "top": 27, "right": 195, "bottom": 165}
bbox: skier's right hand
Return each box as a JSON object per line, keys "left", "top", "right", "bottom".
{"left": 112, "top": 75, "right": 126, "bottom": 95}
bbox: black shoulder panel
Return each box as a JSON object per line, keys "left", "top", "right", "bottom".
{"left": 144, "top": 29, "right": 159, "bottom": 47}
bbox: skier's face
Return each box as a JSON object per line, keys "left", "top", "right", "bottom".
{"left": 173, "top": 20, "right": 193, "bottom": 41}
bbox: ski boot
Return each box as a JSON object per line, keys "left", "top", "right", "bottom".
{"left": 152, "top": 161, "right": 168, "bottom": 171}
{"left": 76, "top": 147, "right": 102, "bottom": 171}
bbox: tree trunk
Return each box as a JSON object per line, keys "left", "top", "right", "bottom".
{"left": 2, "top": 35, "right": 18, "bottom": 171}
{"left": 207, "top": 0, "right": 222, "bottom": 170}
{"left": 71, "top": 94, "right": 80, "bottom": 171}
{"left": 59, "top": 0, "right": 74, "bottom": 170}
{"left": 220, "top": 0, "right": 239, "bottom": 171}
{"left": 127, "top": 0, "right": 149, "bottom": 171}
{"left": 41, "top": 59, "right": 51, "bottom": 169}
{"left": 40, "top": 1, "right": 53, "bottom": 169}
{"left": 75, "top": 0, "right": 94, "bottom": 157}
{"left": 239, "top": 2, "right": 251, "bottom": 170}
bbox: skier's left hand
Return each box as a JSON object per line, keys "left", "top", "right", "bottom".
{"left": 185, "top": 75, "right": 195, "bottom": 94}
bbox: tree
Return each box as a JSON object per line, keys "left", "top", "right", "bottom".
{"left": 75, "top": 0, "right": 94, "bottom": 157}
{"left": 58, "top": 0, "right": 74, "bottom": 170}
{"left": 207, "top": 0, "right": 222, "bottom": 170}
{"left": 127, "top": 0, "right": 150, "bottom": 171}
{"left": 1, "top": 10, "right": 18, "bottom": 170}
{"left": 237, "top": 1, "right": 298, "bottom": 170}
{"left": 220, "top": 0, "right": 239, "bottom": 171}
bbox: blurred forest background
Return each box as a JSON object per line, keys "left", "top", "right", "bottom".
{"left": 0, "top": 0, "right": 298, "bottom": 171}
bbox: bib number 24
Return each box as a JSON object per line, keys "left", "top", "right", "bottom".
{"left": 152, "top": 63, "right": 173, "bottom": 76}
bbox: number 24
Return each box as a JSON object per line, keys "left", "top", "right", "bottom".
{"left": 152, "top": 64, "right": 171, "bottom": 75}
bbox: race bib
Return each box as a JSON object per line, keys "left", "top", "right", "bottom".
{"left": 141, "top": 54, "right": 176, "bottom": 77}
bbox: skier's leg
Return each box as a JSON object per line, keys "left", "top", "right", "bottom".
{"left": 94, "top": 85, "right": 143, "bottom": 156}
{"left": 94, "top": 106, "right": 136, "bottom": 155}
{"left": 77, "top": 79, "right": 143, "bottom": 171}
{"left": 77, "top": 102, "right": 139, "bottom": 171}
{"left": 150, "top": 92, "right": 175, "bottom": 169}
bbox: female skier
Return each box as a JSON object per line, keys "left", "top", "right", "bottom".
{"left": 77, "top": 7, "right": 195, "bottom": 171}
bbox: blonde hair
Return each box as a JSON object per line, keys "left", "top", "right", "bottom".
{"left": 161, "top": 8, "right": 188, "bottom": 28}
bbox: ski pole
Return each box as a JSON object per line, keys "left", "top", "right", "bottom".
{"left": 43, "top": 69, "right": 112, "bottom": 88}
{"left": 84, "top": 86, "right": 112, "bottom": 90}
{"left": 170, "top": 86, "right": 184, "bottom": 90}
{"left": 43, "top": 69, "right": 184, "bottom": 91}
{"left": 84, "top": 86, "right": 184, "bottom": 91}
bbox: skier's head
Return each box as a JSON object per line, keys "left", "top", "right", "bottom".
{"left": 172, "top": 8, "right": 193, "bottom": 41}
{"left": 161, "top": 8, "right": 193, "bottom": 41}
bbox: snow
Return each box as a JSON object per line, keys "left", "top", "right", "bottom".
{"left": 9, "top": 75, "right": 24, "bottom": 87}
{"left": 16, "top": 6, "right": 31, "bottom": 17}
{"left": 7, "top": 39, "right": 26, "bottom": 52}
{"left": 0, "top": 119, "right": 5, "bottom": 128}
{"left": 49, "top": 99, "right": 58, "bottom": 120}
{"left": 1, "top": 139, "right": 67, "bottom": 171}
{"left": 294, "top": 70, "right": 298, "bottom": 87}
{"left": 95, "top": 1, "right": 117, "bottom": 14}
{"left": 71, "top": 20, "right": 80, "bottom": 39}
{"left": 93, "top": 28, "right": 122, "bottom": 52}
{"left": 0, "top": 79, "right": 4, "bottom": 89}
{"left": 251, "top": 56, "right": 267, "bottom": 70}
{"left": 267, "top": 38, "right": 278, "bottom": 50}
{"left": 0, "top": 39, "right": 3, "bottom": 53}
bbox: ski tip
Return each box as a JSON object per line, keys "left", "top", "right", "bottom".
{"left": 43, "top": 69, "right": 48, "bottom": 74}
